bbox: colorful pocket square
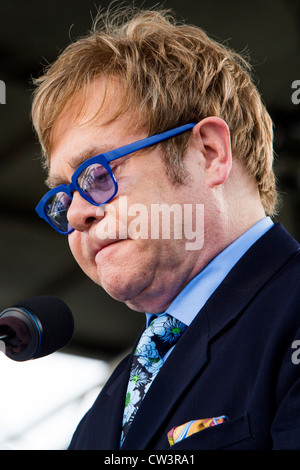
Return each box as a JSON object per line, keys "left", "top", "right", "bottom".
{"left": 167, "top": 415, "right": 228, "bottom": 446}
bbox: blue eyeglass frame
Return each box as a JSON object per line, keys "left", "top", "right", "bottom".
{"left": 35, "top": 122, "right": 196, "bottom": 234}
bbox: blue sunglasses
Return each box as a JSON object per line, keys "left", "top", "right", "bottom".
{"left": 35, "top": 123, "right": 196, "bottom": 234}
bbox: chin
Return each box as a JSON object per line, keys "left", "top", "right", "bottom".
{"left": 97, "top": 264, "right": 146, "bottom": 302}
{"left": 103, "top": 274, "right": 171, "bottom": 314}
{"left": 123, "top": 297, "right": 169, "bottom": 314}
{"left": 94, "top": 240, "right": 149, "bottom": 295}
{"left": 95, "top": 263, "right": 162, "bottom": 313}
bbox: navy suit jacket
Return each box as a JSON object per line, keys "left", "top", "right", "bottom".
{"left": 69, "top": 224, "right": 300, "bottom": 450}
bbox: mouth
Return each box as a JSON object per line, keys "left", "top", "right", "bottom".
{"left": 94, "top": 238, "right": 130, "bottom": 261}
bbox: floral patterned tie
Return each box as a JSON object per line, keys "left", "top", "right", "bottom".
{"left": 121, "top": 314, "right": 187, "bottom": 445}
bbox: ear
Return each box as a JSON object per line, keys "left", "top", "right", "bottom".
{"left": 191, "top": 117, "right": 232, "bottom": 188}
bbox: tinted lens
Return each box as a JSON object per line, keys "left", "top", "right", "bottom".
{"left": 45, "top": 192, "right": 72, "bottom": 233}
{"left": 77, "top": 163, "right": 115, "bottom": 204}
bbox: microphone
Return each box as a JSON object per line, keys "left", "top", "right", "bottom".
{"left": 0, "top": 296, "right": 74, "bottom": 362}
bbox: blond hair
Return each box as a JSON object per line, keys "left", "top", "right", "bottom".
{"left": 31, "top": 7, "right": 277, "bottom": 215}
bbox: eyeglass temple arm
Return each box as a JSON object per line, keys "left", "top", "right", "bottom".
{"left": 105, "top": 123, "right": 196, "bottom": 163}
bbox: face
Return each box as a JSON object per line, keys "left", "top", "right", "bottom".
{"left": 49, "top": 79, "right": 206, "bottom": 313}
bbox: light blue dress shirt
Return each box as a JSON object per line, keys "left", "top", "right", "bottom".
{"left": 146, "top": 217, "right": 274, "bottom": 335}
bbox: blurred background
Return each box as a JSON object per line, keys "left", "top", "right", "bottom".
{"left": 0, "top": 0, "right": 299, "bottom": 449}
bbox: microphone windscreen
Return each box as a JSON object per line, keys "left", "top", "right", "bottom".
{"left": 10, "top": 295, "right": 74, "bottom": 359}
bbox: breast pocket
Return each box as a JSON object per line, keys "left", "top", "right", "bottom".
{"left": 171, "top": 414, "right": 252, "bottom": 450}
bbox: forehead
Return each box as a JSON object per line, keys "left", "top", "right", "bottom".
{"left": 47, "top": 78, "right": 146, "bottom": 185}
{"left": 51, "top": 78, "right": 141, "bottom": 152}
{"left": 50, "top": 78, "right": 133, "bottom": 151}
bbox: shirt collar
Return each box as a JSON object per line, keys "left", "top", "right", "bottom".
{"left": 146, "top": 217, "right": 274, "bottom": 327}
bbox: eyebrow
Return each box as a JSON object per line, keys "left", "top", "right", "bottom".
{"left": 68, "top": 144, "right": 114, "bottom": 170}
{"left": 45, "top": 144, "right": 115, "bottom": 189}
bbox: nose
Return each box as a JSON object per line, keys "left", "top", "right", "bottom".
{"left": 67, "top": 191, "right": 105, "bottom": 232}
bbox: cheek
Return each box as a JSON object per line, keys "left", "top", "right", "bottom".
{"left": 68, "top": 233, "right": 97, "bottom": 280}
{"left": 68, "top": 232, "right": 81, "bottom": 262}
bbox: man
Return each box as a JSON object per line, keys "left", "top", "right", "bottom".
{"left": 32, "top": 8, "right": 299, "bottom": 449}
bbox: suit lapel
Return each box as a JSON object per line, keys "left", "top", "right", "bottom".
{"left": 205, "top": 223, "right": 299, "bottom": 338}
{"left": 122, "top": 224, "right": 299, "bottom": 449}
{"left": 101, "top": 331, "right": 144, "bottom": 449}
